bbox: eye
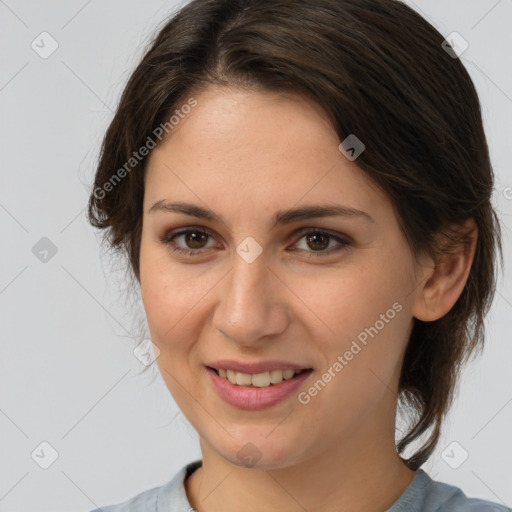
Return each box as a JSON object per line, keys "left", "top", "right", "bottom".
{"left": 159, "top": 226, "right": 351, "bottom": 258}
{"left": 291, "top": 228, "right": 351, "bottom": 257}
{"left": 159, "top": 227, "right": 216, "bottom": 256}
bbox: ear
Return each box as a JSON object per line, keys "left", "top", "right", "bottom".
{"left": 412, "top": 218, "right": 478, "bottom": 322}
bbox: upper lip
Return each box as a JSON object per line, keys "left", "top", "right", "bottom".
{"left": 206, "top": 360, "right": 313, "bottom": 374}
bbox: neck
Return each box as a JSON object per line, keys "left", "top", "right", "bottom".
{"left": 185, "top": 421, "right": 416, "bottom": 512}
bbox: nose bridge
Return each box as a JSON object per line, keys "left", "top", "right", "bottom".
{"left": 212, "top": 243, "right": 287, "bottom": 343}
{"left": 230, "top": 247, "right": 269, "bottom": 301}
{"left": 227, "top": 232, "right": 271, "bottom": 303}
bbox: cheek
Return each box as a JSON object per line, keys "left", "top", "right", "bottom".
{"left": 141, "top": 275, "right": 197, "bottom": 349}
{"left": 139, "top": 247, "right": 224, "bottom": 368}
{"left": 299, "top": 252, "right": 411, "bottom": 392}
{"left": 301, "top": 259, "right": 406, "bottom": 341}
{"left": 139, "top": 241, "right": 193, "bottom": 348}
{"left": 301, "top": 279, "right": 408, "bottom": 429}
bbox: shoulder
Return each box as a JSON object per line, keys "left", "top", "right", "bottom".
{"left": 87, "top": 460, "right": 201, "bottom": 512}
{"left": 420, "top": 470, "right": 510, "bottom": 512}
{"left": 87, "top": 484, "right": 160, "bottom": 512}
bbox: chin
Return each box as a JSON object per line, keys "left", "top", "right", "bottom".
{"left": 209, "top": 434, "right": 306, "bottom": 471}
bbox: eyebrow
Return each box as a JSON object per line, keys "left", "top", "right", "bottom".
{"left": 148, "top": 200, "right": 374, "bottom": 228}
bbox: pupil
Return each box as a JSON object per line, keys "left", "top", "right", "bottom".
{"left": 186, "top": 232, "right": 207, "bottom": 248}
{"left": 307, "top": 233, "right": 328, "bottom": 251}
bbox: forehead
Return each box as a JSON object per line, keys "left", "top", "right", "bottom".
{"left": 144, "top": 85, "right": 387, "bottom": 221}
{"left": 155, "top": 86, "right": 338, "bottom": 162}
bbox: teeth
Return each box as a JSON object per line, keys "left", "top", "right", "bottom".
{"left": 216, "top": 368, "right": 304, "bottom": 387}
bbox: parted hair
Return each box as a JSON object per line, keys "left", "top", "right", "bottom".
{"left": 87, "top": 0, "right": 503, "bottom": 470}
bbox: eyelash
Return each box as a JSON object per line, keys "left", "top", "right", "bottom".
{"left": 159, "top": 226, "right": 351, "bottom": 258}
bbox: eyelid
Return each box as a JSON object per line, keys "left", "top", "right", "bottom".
{"left": 292, "top": 226, "right": 352, "bottom": 244}
{"left": 159, "top": 225, "right": 352, "bottom": 257}
{"left": 159, "top": 226, "right": 215, "bottom": 255}
{"left": 161, "top": 225, "right": 217, "bottom": 243}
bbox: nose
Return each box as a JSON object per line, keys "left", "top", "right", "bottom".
{"left": 211, "top": 247, "right": 289, "bottom": 346}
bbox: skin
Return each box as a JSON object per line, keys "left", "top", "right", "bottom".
{"left": 139, "top": 85, "right": 477, "bottom": 512}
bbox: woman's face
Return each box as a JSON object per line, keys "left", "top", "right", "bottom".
{"left": 139, "top": 85, "right": 427, "bottom": 469}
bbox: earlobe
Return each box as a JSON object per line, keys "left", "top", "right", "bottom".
{"left": 412, "top": 219, "right": 478, "bottom": 322}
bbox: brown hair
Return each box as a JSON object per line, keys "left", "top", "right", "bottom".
{"left": 87, "top": 0, "right": 503, "bottom": 470}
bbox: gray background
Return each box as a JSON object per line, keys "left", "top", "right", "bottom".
{"left": 1, "top": 1, "right": 511, "bottom": 510}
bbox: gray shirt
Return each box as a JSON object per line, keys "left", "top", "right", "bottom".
{"left": 90, "top": 459, "right": 510, "bottom": 511}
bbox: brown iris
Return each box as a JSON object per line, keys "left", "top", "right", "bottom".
{"left": 306, "top": 232, "right": 329, "bottom": 251}
{"left": 185, "top": 231, "right": 209, "bottom": 249}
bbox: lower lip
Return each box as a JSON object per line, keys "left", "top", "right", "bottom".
{"left": 206, "top": 367, "right": 313, "bottom": 410}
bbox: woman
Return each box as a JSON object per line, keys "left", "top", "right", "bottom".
{"left": 87, "top": 0, "right": 509, "bottom": 510}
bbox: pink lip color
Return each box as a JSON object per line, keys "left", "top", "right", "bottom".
{"left": 205, "top": 367, "right": 313, "bottom": 410}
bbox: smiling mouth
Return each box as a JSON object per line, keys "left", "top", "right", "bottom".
{"left": 207, "top": 366, "right": 313, "bottom": 387}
